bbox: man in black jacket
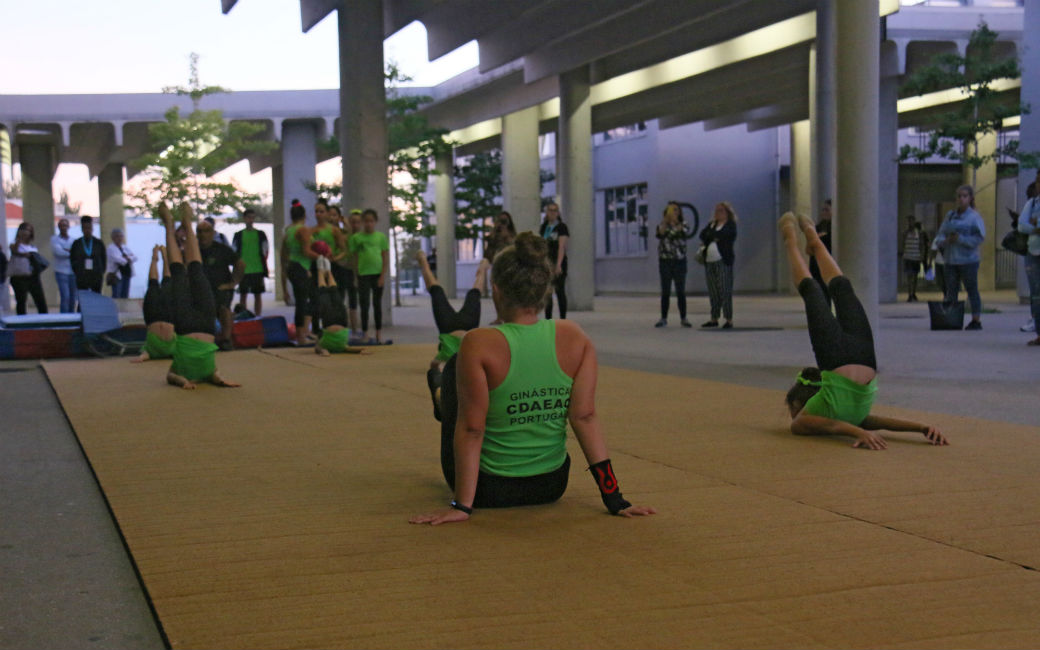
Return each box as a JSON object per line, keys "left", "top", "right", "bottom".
{"left": 69, "top": 215, "right": 107, "bottom": 295}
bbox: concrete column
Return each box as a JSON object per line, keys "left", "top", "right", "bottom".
{"left": 280, "top": 122, "right": 318, "bottom": 226}
{"left": 811, "top": 1, "right": 837, "bottom": 220}
{"left": 502, "top": 106, "right": 542, "bottom": 234}
{"left": 19, "top": 141, "right": 58, "bottom": 306}
{"left": 271, "top": 164, "right": 286, "bottom": 301}
{"left": 965, "top": 131, "right": 997, "bottom": 291}
{"left": 878, "top": 41, "right": 900, "bottom": 303}
{"left": 788, "top": 120, "right": 812, "bottom": 293}
{"left": 98, "top": 163, "right": 125, "bottom": 238}
{"left": 557, "top": 66, "right": 594, "bottom": 312}
{"left": 338, "top": 0, "right": 389, "bottom": 320}
{"left": 0, "top": 145, "right": 8, "bottom": 312}
{"left": 1017, "top": 0, "right": 1040, "bottom": 303}
{"left": 434, "top": 150, "right": 456, "bottom": 296}
{"left": 834, "top": 0, "right": 880, "bottom": 329}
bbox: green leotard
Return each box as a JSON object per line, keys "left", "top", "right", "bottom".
{"left": 143, "top": 330, "right": 177, "bottom": 360}
{"left": 482, "top": 320, "right": 573, "bottom": 477}
{"left": 312, "top": 225, "right": 338, "bottom": 260}
{"left": 285, "top": 224, "right": 311, "bottom": 266}
{"left": 319, "top": 328, "right": 352, "bottom": 353}
{"left": 435, "top": 332, "right": 461, "bottom": 363}
{"left": 169, "top": 335, "right": 219, "bottom": 383}
{"left": 801, "top": 371, "right": 878, "bottom": 426}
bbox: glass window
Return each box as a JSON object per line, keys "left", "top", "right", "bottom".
{"left": 602, "top": 182, "right": 649, "bottom": 257}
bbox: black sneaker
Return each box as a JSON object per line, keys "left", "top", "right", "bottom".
{"left": 427, "top": 367, "right": 443, "bottom": 421}
{"left": 965, "top": 320, "right": 982, "bottom": 330}
{"left": 654, "top": 319, "right": 667, "bottom": 328}
{"left": 701, "top": 320, "right": 718, "bottom": 328}
{"left": 680, "top": 319, "right": 692, "bottom": 328}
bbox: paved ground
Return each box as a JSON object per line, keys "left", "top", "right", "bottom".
{"left": 2, "top": 287, "right": 1036, "bottom": 649}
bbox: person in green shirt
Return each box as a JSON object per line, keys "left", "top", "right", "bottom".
{"left": 312, "top": 255, "right": 371, "bottom": 357}
{"left": 131, "top": 244, "right": 177, "bottom": 363}
{"left": 347, "top": 208, "right": 390, "bottom": 344}
{"left": 158, "top": 202, "right": 240, "bottom": 390}
{"left": 310, "top": 199, "right": 348, "bottom": 333}
{"left": 232, "top": 208, "right": 269, "bottom": 317}
{"left": 411, "top": 232, "right": 656, "bottom": 525}
{"left": 280, "top": 201, "right": 319, "bottom": 345}
{"left": 779, "top": 212, "right": 947, "bottom": 450}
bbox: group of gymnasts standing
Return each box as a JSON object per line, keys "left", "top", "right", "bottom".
{"left": 131, "top": 200, "right": 949, "bottom": 523}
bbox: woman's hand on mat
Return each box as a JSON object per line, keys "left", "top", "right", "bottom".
{"left": 409, "top": 509, "right": 470, "bottom": 525}
{"left": 851, "top": 430, "right": 887, "bottom": 450}
{"left": 617, "top": 505, "right": 657, "bottom": 517}
{"left": 921, "top": 425, "right": 949, "bottom": 446}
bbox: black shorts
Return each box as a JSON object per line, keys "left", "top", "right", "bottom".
{"left": 213, "top": 287, "right": 234, "bottom": 310}
{"left": 903, "top": 259, "right": 922, "bottom": 275}
{"left": 238, "top": 272, "right": 265, "bottom": 295}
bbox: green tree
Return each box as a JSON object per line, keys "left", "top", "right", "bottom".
{"left": 453, "top": 149, "right": 556, "bottom": 245}
{"left": 129, "top": 53, "right": 274, "bottom": 218}
{"left": 898, "top": 22, "right": 1039, "bottom": 180}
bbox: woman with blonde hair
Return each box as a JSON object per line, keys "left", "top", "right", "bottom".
{"left": 699, "top": 201, "right": 738, "bottom": 328}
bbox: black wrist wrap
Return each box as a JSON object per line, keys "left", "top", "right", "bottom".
{"left": 589, "top": 458, "right": 631, "bottom": 515}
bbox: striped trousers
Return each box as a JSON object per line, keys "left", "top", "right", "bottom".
{"left": 705, "top": 261, "right": 733, "bottom": 321}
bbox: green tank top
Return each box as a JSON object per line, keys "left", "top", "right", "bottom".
{"left": 319, "top": 328, "right": 351, "bottom": 353}
{"left": 312, "top": 225, "right": 342, "bottom": 258}
{"left": 801, "top": 371, "right": 878, "bottom": 426}
{"left": 169, "top": 335, "right": 218, "bottom": 383}
{"left": 144, "top": 330, "right": 177, "bottom": 360}
{"left": 435, "top": 332, "right": 461, "bottom": 362}
{"left": 482, "top": 320, "right": 573, "bottom": 477}
{"left": 286, "top": 224, "right": 310, "bottom": 266}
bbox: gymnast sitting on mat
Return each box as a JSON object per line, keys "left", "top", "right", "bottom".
{"left": 159, "top": 202, "right": 240, "bottom": 390}
{"left": 779, "top": 212, "right": 947, "bottom": 450}
{"left": 131, "top": 244, "right": 177, "bottom": 363}
{"left": 312, "top": 250, "right": 370, "bottom": 357}
{"left": 410, "top": 232, "right": 656, "bottom": 525}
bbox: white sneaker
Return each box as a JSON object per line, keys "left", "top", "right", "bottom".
{"left": 1021, "top": 319, "right": 1035, "bottom": 333}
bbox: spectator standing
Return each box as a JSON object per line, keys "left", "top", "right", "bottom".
{"left": 8, "top": 222, "right": 48, "bottom": 315}
{"left": 937, "top": 185, "right": 985, "bottom": 330}
{"left": 1017, "top": 189, "right": 1040, "bottom": 346}
{"left": 699, "top": 201, "right": 738, "bottom": 329}
{"left": 197, "top": 218, "right": 245, "bottom": 349}
{"left": 654, "top": 201, "right": 694, "bottom": 328}
{"left": 70, "top": 215, "right": 106, "bottom": 293}
{"left": 50, "top": 218, "right": 78, "bottom": 312}
{"left": 232, "top": 208, "right": 269, "bottom": 317}
{"left": 539, "top": 202, "right": 569, "bottom": 319}
{"left": 901, "top": 215, "right": 928, "bottom": 302}
{"left": 105, "top": 228, "right": 137, "bottom": 299}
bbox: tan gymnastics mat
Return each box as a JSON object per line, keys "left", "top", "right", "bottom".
{"left": 44, "top": 345, "right": 1040, "bottom": 649}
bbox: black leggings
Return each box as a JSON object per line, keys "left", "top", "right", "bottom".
{"left": 799, "top": 276, "right": 876, "bottom": 371}
{"left": 333, "top": 263, "right": 357, "bottom": 309}
{"left": 286, "top": 262, "right": 313, "bottom": 329}
{"left": 143, "top": 278, "right": 173, "bottom": 325}
{"left": 357, "top": 274, "right": 383, "bottom": 331}
{"left": 544, "top": 270, "right": 567, "bottom": 319}
{"left": 658, "top": 258, "right": 687, "bottom": 320}
{"left": 10, "top": 275, "right": 48, "bottom": 315}
{"left": 438, "top": 355, "right": 570, "bottom": 508}
{"left": 317, "top": 286, "right": 348, "bottom": 328}
{"left": 170, "top": 262, "right": 216, "bottom": 336}
{"left": 430, "top": 286, "right": 481, "bottom": 334}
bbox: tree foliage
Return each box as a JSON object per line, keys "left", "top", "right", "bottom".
{"left": 452, "top": 150, "right": 556, "bottom": 243}
{"left": 129, "top": 53, "right": 274, "bottom": 218}
{"left": 898, "top": 22, "right": 1038, "bottom": 172}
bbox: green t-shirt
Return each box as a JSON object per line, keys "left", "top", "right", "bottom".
{"left": 144, "top": 330, "right": 177, "bottom": 360}
{"left": 801, "top": 371, "right": 878, "bottom": 426}
{"left": 286, "top": 224, "right": 311, "bottom": 267}
{"left": 169, "top": 335, "right": 219, "bottom": 383}
{"left": 435, "top": 332, "right": 462, "bottom": 362}
{"left": 239, "top": 229, "right": 263, "bottom": 274}
{"left": 348, "top": 231, "right": 389, "bottom": 276}
{"left": 482, "top": 320, "right": 573, "bottom": 477}
{"left": 319, "top": 328, "right": 352, "bottom": 353}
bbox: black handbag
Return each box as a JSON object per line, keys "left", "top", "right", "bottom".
{"left": 29, "top": 251, "right": 50, "bottom": 273}
{"left": 928, "top": 300, "right": 965, "bottom": 331}
{"left": 1002, "top": 229, "right": 1029, "bottom": 256}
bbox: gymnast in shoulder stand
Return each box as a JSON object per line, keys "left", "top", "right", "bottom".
{"left": 778, "top": 212, "right": 948, "bottom": 450}
{"left": 131, "top": 244, "right": 176, "bottom": 363}
{"left": 313, "top": 249, "right": 370, "bottom": 357}
{"left": 159, "top": 202, "right": 239, "bottom": 389}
